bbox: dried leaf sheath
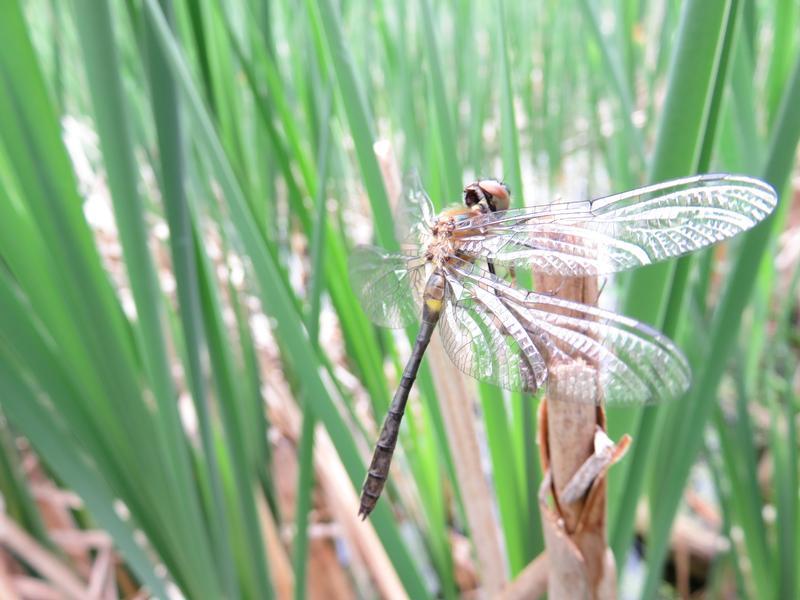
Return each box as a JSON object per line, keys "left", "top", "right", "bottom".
{"left": 536, "top": 273, "right": 602, "bottom": 527}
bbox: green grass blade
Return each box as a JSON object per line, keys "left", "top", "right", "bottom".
{"left": 713, "top": 368, "right": 774, "bottom": 596}
{"left": 577, "top": 0, "right": 644, "bottom": 173}
{"left": 419, "top": 0, "right": 461, "bottom": 201}
{"left": 640, "top": 51, "right": 800, "bottom": 599}
{"left": 479, "top": 385, "right": 527, "bottom": 574}
{"left": 610, "top": 0, "right": 737, "bottom": 567}
{"left": 0, "top": 279, "right": 169, "bottom": 597}
{"left": 0, "top": 423, "right": 49, "bottom": 547}
{"left": 143, "top": 2, "right": 239, "bottom": 595}
{"left": 764, "top": 0, "right": 798, "bottom": 126}
{"left": 0, "top": 5, "right": 219, "bottom": 594}
{"left": 494, "top": 0, "right": 540, "bottom": 570}
{"left": 294, "top": 84, "right": 332, "bottom": 600}
{"left": 141, "top": 3, "right": 430, "bottom": 594}
{"left": 770, "top": 390, "right": 798, "bottom": 600}
{"left": 192, "top": 225, "right": 274, "bottom": 598}
{"left": 70, "top": 5, "right": 221, "bottom": 592}
{"left": 304, "top": 0, "right": 394, "bottom": 249}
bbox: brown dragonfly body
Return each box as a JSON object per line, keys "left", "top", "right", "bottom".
{"left": 359, "top": 181, "right": 508, "bottom": 518}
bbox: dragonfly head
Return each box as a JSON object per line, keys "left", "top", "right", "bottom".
{"left": 463, "top": 179, "right": 511, "bottom": 212}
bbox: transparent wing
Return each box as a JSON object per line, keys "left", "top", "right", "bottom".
{"left": 444, "top": 260, "right": 691, "bottom": 404}
{"left": 438, "top": 270, "right": 546, "bottom": 393}
{"left": 454, "top": 174, "right": 777, "bottom": 276}
{"left": 348, "top": 245, "right": 426, "bottom": 328}
{"left": 394, "top": 170, "right": 435, "bottom": 254}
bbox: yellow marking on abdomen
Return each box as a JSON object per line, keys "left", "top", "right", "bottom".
{"left": 426, "top": 298, "right": 443, "bottom": 313}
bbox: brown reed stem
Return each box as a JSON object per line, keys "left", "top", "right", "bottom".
{"left": 534, "top": 272, "right": 618, "bottom": 599}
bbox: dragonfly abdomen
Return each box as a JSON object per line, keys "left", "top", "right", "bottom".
{"left": 358, "top": 270, "right": 445, "bottom": 518}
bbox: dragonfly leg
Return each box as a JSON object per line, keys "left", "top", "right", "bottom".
{"left": 595, "top": 277, "right": 608, "bottom": 303}
{"left": 488, "top": 261, "right": 518, "bottom": 291}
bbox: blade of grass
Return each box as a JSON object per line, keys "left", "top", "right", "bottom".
{"left": 143, "top": 1, "right": 238, "bottom": 595}
{"left": 182, "top": 0, "right": 217, "bottom": 115}
{"left": 646, "top": 0, "right": 741, "bottom": 502}
{"left": 640, "top": 51, "right": 800, "bottom": 599}
{"left": 303, "top": 0, "right": 394, "bottom": 249}
{"left": 419, "top": 0, "right": 461, "bottom": 202}
{"left": 609, "top": 0, "right": 737, "bottom": 567}
{"left": 495, "top": 0, "right": 541, "bottom": 570}
{"left": 770, "top": 382, "right": 798, "bottom": 600}
{"left": 0, "top": 423, "right": 49, "bottom": 547}
{"left": 764, "top": 0, "right": 798, "bottom": 127}
{"left": 192, "top": 222, "right": 274, "bottom": 598}
{"left": 479, "top": 383, "right": 527, "bottom": 575}
{"left": 293, "top": 82, "right": 332, "bottom": 600}
{"left": 70, "top": 4, "right": 223, "bottom": 593}
{"left": 141, "top": 3, "right": 430, "bottom": 594}
{"left": 712, "top": 365, "right": 774, "bottom": 597}
{"left": 0, "top": 279, "right": 168, "bottom": 597}
{"left": 757, "top": 215, "right": 800, "bottom": 600}
{"left": 0, "top": 5, "right": 223, "bottom": 594}
{"left": 577, "top": 0, "right": 644, "bottom": 178}
{"left": 624, "top": 0, "right": 734, "bottom": 320}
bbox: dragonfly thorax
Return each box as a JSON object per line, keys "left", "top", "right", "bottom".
{"left": 425, "top": 207, "right": 476, "bottom": 266}
{"left": 425, "top": 220, "right": 457, "bottom": 266}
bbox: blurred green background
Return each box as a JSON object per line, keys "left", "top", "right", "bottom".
{"left": 0, "top": 0, "right": 798, "bottom": 598}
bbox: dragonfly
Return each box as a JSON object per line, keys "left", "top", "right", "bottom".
{"left": 350, "top": 173, "right": 777, "bottom": 518}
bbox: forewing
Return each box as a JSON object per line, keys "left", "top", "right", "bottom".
{"left": 394, "top": 171, "right": 435, "bottom": 254}
{"left": 348, "top": 245, "right": 426, "bottom": 328}
{"left": 448, "top": 260, "right": 691, "bottom": 404}
{"left": 455, "top": 174, "right": 777, "bottom": 276}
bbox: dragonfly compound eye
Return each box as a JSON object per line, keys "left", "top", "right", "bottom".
{"left": 478, "top": 179, "right": 511, "bottom": 211}
{"left": 463, "top": 182, "right": 483, "bottom": 208}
